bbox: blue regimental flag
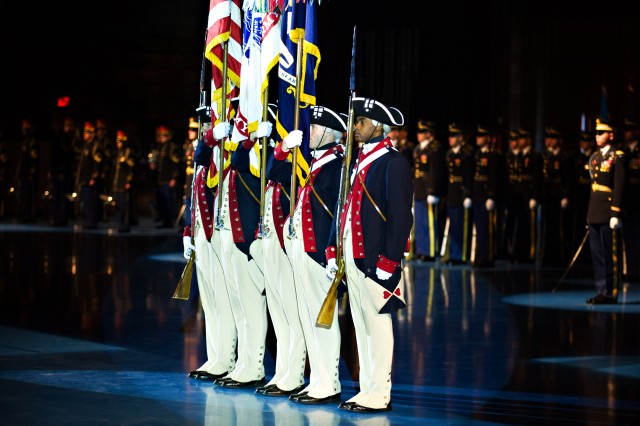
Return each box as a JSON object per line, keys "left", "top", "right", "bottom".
{"left": 275, "top": 0, "right": 321, "bottom": 185}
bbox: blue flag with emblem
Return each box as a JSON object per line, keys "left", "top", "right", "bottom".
{"left": 275, "top": 0, "right": 320, "bottom": 184}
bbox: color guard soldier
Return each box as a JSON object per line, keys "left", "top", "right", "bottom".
{"left": 621, "top": 116, "right": 640, "bottom": 280}
{"left": 506, "top": 129, "right": 542, "bottom": 263}
{"left": 541, "top": 127, "right": 574, "bottom": 265}
{"left": 327, "top": 97, "right": 412, "bottom": 413}
{"left": 112, "top": 131, "right": 135, "bottom": 232}
{"left": 471, "top": 125, "right": 500, "bottom": 267}
{"left": 441, "top": 123, "right": 475, "bottom": 264}
{"left": 275, "top": 106, "right": 347, "bottom": 403}
{"left": 214, "top": 117, "right": 268, "bottom": 388}
{"left": 75, "top": 122, "right": 103, "bottom": 229}
{"left": 572, "top": 131, "right": 594, "bottom": 256}
{"left": 586, "top": 118, "right": 626, "bottom": 304}
{"left": 412, "top": 120, "right": 446, "bottom": 261}
{"left": 184, "top": 121, "right": 237, "bottom": 381}
{"left": 148, "top": 125, "right": 181, "bottom": 228}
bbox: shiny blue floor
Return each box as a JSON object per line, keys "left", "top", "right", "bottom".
{"left": 1, "top": 222, "right": 639, "bottom": 425}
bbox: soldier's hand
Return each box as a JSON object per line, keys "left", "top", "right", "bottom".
{"left": 427, "top": 195, "right": 440, "bottom": 205}
{"left": 375, "top": 267, "right": 392, "bottom": 280}
{"left": 255, "top": 121, "right": 273, "bottom": 139}
{"left": 560, "top": 197, "right": 569, "bottom": 209}
{"left": 609, "top": 217, "right": 621, "bottom": 230}
{"left": 325, "top": 258, "right": 338, "bottom": 281}
{"left": 529, "top": 198, "right": 537, "bottom": 210}
{"left": 485, "top": 198, "right": 495, "bottom": 211}
{"left": 213, "top": 122, "right": 231, "bottom": 140}
{"left": 463, "top": 198, "right": 472, "bottom": 209}
{"left": 283, "top": 130, "right": 303, "bottom": 151}
{"left": 183, "top": 236, "right": 195, "bottom": 260}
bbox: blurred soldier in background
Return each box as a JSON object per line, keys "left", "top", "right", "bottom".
{"left": 50, "top": 116, "right": 78, "bottom": 226}
{"left": 572, "top": 131, "right": 594, "bottom": 260}
{"left": 540, "top": 127, "right": 574, "bottom": 265}
{"left": 396, "top": 124, "right": 415, "bottom": 166}
{"left": 0, "top": 128, "right": 8, "bottom": 220}
{"left": 112, "top": 130, "right": 135, "bottom": 232}
{"left": 412, "top": 120, "right": 446, "bottom": 261}
{"left": 622, "top": 116, "right": 640, "bottom": 280}
{"left": 182, "top": 117, "right": 199, "bottom": 228}
{"left": 441, "top": 123, "right": 474, "bottom": 264}
{"left": 148, "top": 125, "right": 181, "bottom": 228}
{"left": 75, "top": 121, "right": 103, "bottom": 229}
{"left": 96, "top": 118, "right": 114, "bottom": 222}
{"left": 14, "top": 119, "right": 39, "bottom": 222}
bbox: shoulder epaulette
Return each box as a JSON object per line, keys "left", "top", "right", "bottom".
{"left": 615, "top": 150, "right": 625, "bottom": 156}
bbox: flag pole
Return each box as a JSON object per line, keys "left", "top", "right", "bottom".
{"left": 258, "top": 86, "right": 269, "bottom": 237}
{"left": 215, "top": 41, "right": 230, "bottom": 230}
{"left": 288, "top": 31, "right": 304, "bottom": 239}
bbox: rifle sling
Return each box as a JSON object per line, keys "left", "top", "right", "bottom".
{"left": 358, "top": 172, "right": 386, "bottom": 222}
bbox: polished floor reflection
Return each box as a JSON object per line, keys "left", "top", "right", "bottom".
{"left": 0, "top": 222, "right": 639, "bottom": 425}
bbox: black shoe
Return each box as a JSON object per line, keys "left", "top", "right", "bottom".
{"left": 586, "top": 294, "right": 618, "bottom": 304}
{"left": 347, "top": 402, "right": 393, "bottom": 413}
{"left": 214, "top": 376, "right": 233, "bottom": 385}
{"left": 188, "top": 370, "right": 200, "bottom": 378}
{"left": 338, "top": 401, "right": 355, "bottom": 410}
{"left": 295, "top": 393, "right": 341, "bottom": 405}
{"left": 220, "top": 378, "right": 265, "bottom": 388}
{"left": 289, "top": 390, "right": 308, "bottom": 401}
{"left": 262, "top": 386, "right": 300, "bottom": 397}
{"left": 195, "top": 371, "right": 228, "bottom": 381}
{"left": 255, "top": 384, "right": 277, "bottom": 394}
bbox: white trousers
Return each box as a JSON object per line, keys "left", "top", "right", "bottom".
{"left": 284, "top": 217, "right": 341, "bottom": 398}
{"left": 194, "top": 214, "right": 237, "bottom": 375}
{"left": 343, "top": 220, "right": 394, "bottom": 409}
{"left": 251, "top": 225, "right": 306, "bottom": 391}
{"left": 216, "top": 177, "right": 267, "bottom": 382}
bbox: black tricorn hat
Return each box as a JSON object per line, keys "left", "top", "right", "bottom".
{"left": 353, "top": 97, "right": 404, "bottom": 126}
{"left": 311, "top": 106, "right": 348, "bottom": 132}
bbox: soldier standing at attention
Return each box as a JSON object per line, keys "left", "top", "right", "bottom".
{"left": 326, "top": 97, "right": 412, "bottom": 413}
{"left": 621, "top": 116, "right": 639, "bottom": 281}
{"left": 112, "top": 131, "right": 135, "bottom": 232}
{"left": 149, "top": 126, "right": 181, "bottom": 228}
{"left": 412, "top": 120, "right": 446, "bottom": 261}
{"left": 75, "top": 122, "right": 103, "bottom": 229}
{"left": 586, "top": 118, "right": 626, "bottom": 304}
{"left": 572, "top": 131, "right": 595, "bottom": 257}
{"left": 182, "top": 117, "right": 199, "bottom": 229}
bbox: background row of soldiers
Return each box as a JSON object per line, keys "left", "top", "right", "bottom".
{"left": 0, "top": 117, "right": 203, "bottom": 231}
{"left": 409, "top": 118, "right": 640, "bottom": 280}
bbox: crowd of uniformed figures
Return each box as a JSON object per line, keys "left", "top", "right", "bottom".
{"left": 0, "top": 117, "right": 200, "bottom": 231}
{"left": 1, "top": 97, "right": 638, "bottom": 411}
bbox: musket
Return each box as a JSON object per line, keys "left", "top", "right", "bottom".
{"left": 173, "top": 28, "right": 208, "bottom": 301}
{"left": 316, "top": 26, "right": 357, "bottom": 329}
{"left": 287, "top": 25, "right": 306, "bottom": 239}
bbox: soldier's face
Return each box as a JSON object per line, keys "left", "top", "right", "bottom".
{"left": 83, "top": 129, "right": 95, "bottom": 142}
{"left": 579, "top": 140, "right": 592, "bottom": 152}
{"left": 517, "top": 137, "right": 530, "bottom": 150}
{"left": 416, "top": 130, "right": 428, "bottom": 142}
{"left": 595, "top": 131, "right": 613, "bottom": 147}
{"left": 354, "top": 116, "right": 378, "bottom": 143}
{"left": 309, "top": 124, "right": 328, "bottom": 149}
{"left": 546, "top": 137, "right": 559, "bottom": 150}
{"left": 448, "top": 134, "right": 462, "bottom": 147}
{"left": 623, "top": 129, "right": 637, "bottom": 143}
{"left": 476, "top": 135, "right": 488, "bottom": 147}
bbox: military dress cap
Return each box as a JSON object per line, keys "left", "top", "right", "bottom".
{"left": 544, "top": 126, "right": 563, "bottom": 137}
{"left": 417, "top": 119, "right": 436, "bottom": 133}
{"left": 311, "top": 105, "right": 348, "bottom": 132}
{"left": 476, "top": 124, "right": 492, "bottom": 135}
{"left": 188, "top": 117, "right": 199, "bottom": 129}
{"left": 509, "top": 129, "right": 520, "bottom": 140}
{"left": 448, "top": 122, "right": 466, "bottom": 135}
{"left": 84, "top": 121, "right": 95, "bottom": 132}
{"left": 579, "top": 131, "right": 594, "bottom": 141}
{"left": 352, "top": 97, "right": 404, "bottom": 126}
{"left": 623, "top": 116, "right": 639, "bottom": 130}
{"left": 595, "top": 118, "right": 614, "bottom": 132}
{"left": 518, "top": 128, "right": 533, "bottom": 137}
{"left": 116, "top": 130, "right": 128, "bottom": 142}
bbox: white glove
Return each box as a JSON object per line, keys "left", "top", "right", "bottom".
{"left": 560, "top": 198, "right": 569, "bottom": 209}
{"left": 529, "top": 199, "right": 537, "bottom": 210}
{"left": 427, "top": 195, "right": 440, "bottom": 205}
{"left": 485, "top": 198, "right": 495, "bottom": 211}
{"left": 283, "top": 129, "right": 303, "bottom": 151}
{"left": 213, "top": 122, "right": 231, "bottom": 140}
{"left": 183, "top": 236, "right": 195, "bottom": 260}
{"left": 463, "top": 198, "right": 472, "bottom": 209}
{"left": 609, "top": 217, "right": 621, "bottom": 230}
{"left": 255, "top": 121, "right": 273, "bottom": 139}
{"left": 376, "top": 267, "right": 392, "bottom": 280}
{"left": 325, "top": 258, "right": 338, "bottom": 281}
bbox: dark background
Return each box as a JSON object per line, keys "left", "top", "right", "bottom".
{"left": 2, "top": 0, "right": 640, "bottom": 150}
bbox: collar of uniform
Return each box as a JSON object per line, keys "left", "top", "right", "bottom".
{"left": 628, "top": 140, "right": 638, "bottom": 152}
{"left": 521, "top": 146, "right": 531, "bottom": 155}
{"left": 312, "top": 141, "right": 339, "bottom": 159}
{"left": 547, "top": 147, "right": 560, "bottom": 156}
{"left": 601, "top": 144, "right": 611, "bottom": 156}
{"left": 362, "top": 136, "right": 385, "bottom": 155}
{"left": 480, "top": 145, "right": 489, "bottom": 153}
{"left": 511, "top": 148, "right": 520, "bottom": 155}
{"left": 452, "top": 145, "right": 461, "bottom": 154}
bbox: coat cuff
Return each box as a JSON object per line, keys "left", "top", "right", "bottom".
{"left": 611, "top": 205, "right": 622, "bottom": 218}
{"left": 242, "top": 139, "right": 256, "bottom": 149}
{"left": 325, "top": 246, "right": 337, "bottom": 262}
{"left": 376, "top": 254, "right": 400, "bottom": 274}
{"left": 183, "top": 225, "right": 191, "bottom": 238}
{"left": 274, "top": 142, "right": 290, "bottom": 161}
{"left": 202, "top": 129, "right": 217, "bottom": 148}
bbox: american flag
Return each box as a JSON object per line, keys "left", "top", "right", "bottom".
{"left": 205, "top": 0, "right": 243, "bottom": 124}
